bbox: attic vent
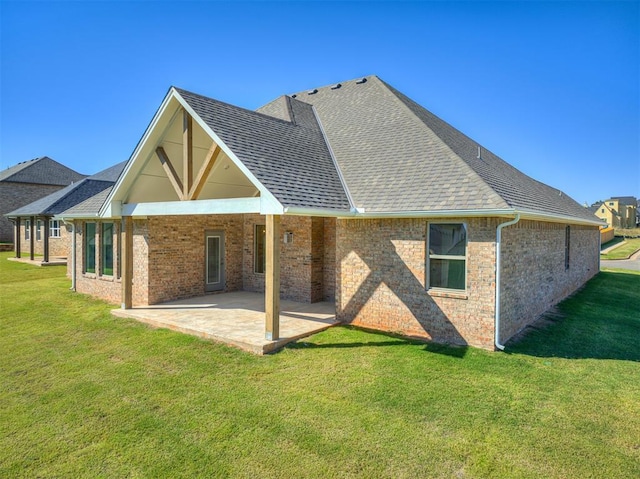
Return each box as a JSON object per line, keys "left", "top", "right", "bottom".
{"left": 331, "top": 83, "right": 342, "bottom": 90}
{"left": 307, "top": 89, "right": 318, "bottom": 95}
{"left": 355, "top": 77, "right": 367, "bottom": 84}
{"left": 291, "top": 94, "right": 297, "bottom": 98}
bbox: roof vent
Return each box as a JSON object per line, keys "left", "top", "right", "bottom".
{"left": 355, "top": 77, "right": 367, "bottom": 84}
{"left": 291, "top": 94, "right": 297, "bottom": 98}
{"left": 331, "top": 83, "right": 342, "bottom": 90}
{"left": 307, "top": 89, "right": 318, "bottom": 95}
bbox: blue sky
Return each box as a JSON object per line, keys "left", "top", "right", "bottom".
{"left": 1, "top": 1, "right": 638, "bottom": 205}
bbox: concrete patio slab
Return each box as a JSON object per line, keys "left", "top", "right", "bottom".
{"left": 111, "top": 291, "right": 338, "bottom": 354}
{"left": 7, "top": 256, "right": 67, "bottom": 266}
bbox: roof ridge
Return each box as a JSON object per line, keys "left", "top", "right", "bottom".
{"left": 174, "top": 87, "right": 295, "bottom": 126}
{"left": 372, "top": 77, "right": 510, "bottom": 210}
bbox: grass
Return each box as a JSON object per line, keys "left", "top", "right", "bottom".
{"left": 1, "top": 252, "right": 639, "bottom": 478}
{"left": 600, "top": 238, "right": 640, "bottom": 260}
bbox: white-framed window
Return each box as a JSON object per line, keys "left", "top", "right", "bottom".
{"left": 36, "top": 220, "right": 42, "bottom": 241}
{"left": 254, "top": 224, "right": 266, "bottom": 274}
{"left": 49, "top": 219, "right": 61, "bottom": 238}
{"left": 25, "top": 219, "right": 30, "bottom": 240}
{"left": 427, "top": 223, "right": 467, "bottom": 291}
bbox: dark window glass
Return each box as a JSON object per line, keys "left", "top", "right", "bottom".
{"left": 85, "top": 223, "right": 96, "bottom": 273}
{"left": 102, "top": 223, "right": 114, "bottom": 276}
{"left": 254, "top": 224, "right": 266, "bottom": 274}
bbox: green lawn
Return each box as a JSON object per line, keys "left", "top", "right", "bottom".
{"left": 601, "top": 238, "right": 640, "bottom": 260}
{"left": 1, "top": 253, "right": 638, "bottom": 478}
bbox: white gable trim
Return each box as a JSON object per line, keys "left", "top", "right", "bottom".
{"left": 173, "top": 89, "right": 284, "bottom": 215}
{"left": 99, "top": 88, "right": 284, "bottom": 218}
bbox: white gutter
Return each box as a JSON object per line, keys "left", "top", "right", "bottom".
{"left": 70, "top": 222, "right": 77, "bottom": 291}
{"left": 495, "top": 214, "right": 520, "bottom": 350}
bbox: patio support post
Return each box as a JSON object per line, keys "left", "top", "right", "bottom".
{"left": 29, "top": 216, "right": 35, "bottom": 261}
{"left": 265, "top": 214, "right": 281, "bottom": 341}
{"left": 15, "top": 217, "right": 21, "bottom": 258}
{"left": 121, "top": 216, "right": 133, "bottom": 309}
{"left": 43, "top": 217, "right": 50, "bottom": 263}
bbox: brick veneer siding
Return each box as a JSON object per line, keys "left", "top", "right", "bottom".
{"left": 146, "top": 215, "right": 244, "bottom": 305}
{"left": 17, "top": 220, "right": 71, "bottom": 258}
{"left": 73, "top": 214, "right": 333, "bottom": 307}
{"left": 323, "top": 218, "right": 336, "bottom": 302}
{"left": 242, "top": 214, "right": 328, "bottom": 303}
{"left": 499, "top": 221, "right": 599, "bottom": 342}
{"left": 0, "top": 182, "right": 66, "bottom": 242}
{"left": 336, "top": 217, "right": 499, "bottom": 349}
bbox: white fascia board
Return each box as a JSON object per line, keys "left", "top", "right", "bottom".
{"left": 515, "top": 209, "right": 605, "bottom": 227}
{"left": 122, "top": 197, "right": 261, "bottom": 217}
{"left": 99, "top": 89, "right": 177, "bottom": 218}
{"left": 294, "top": 207, "right": 602, "bottom": 226}
{"left": 173, "top": 90, "right": 284, "bottom": 215}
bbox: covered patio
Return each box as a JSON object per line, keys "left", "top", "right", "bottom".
{"left": 111, "top": 291, "right": 338, "bottom": 354}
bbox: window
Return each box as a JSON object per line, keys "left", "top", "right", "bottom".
{"left": 254, "top": 224, "right": 266, "bottom": 274}
{"left": 102, "top": 223, "right": 114, "bottom": 276}
{"left": 85, "top": 223, "right": 96, "bottom": 274}
{"left": 601, "top": 208, "right": 605, "bottom": 214}
{"left": 428, "top": 223, "right": 467, "bottom": 291}
{"left": 50, "top": 220, "right": 61, "bottom": 238}
{"left": 565, "top": 226, "right": 570, "bottom": 270}
{"left": 25, "top": 220, "right": 30, "bottom": 240}
{"left": 36, "top": 220, "right": 42, "bottom": 241}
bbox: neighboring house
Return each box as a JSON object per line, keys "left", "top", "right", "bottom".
{"left": 591, "top": 197, "right": 638, "bottom": 228}
{"left": 0, "top": 156, "right": 85, "bottom": 243}
{"left": 5, "top": 162, "right": 125, "bottom": 262}
{"left": 58, "top": 75, "right": 602, "bottom": 350}
{"left": 590, "top": 202, "right": 620, "bottom": 228}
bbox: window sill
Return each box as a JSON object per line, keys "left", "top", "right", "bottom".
{"left": 428, "top": 289, "right": 468, "bottom": 300}
{"left": 83, "top": 272, "right": 97, "bottom": 279}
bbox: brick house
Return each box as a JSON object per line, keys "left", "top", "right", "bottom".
{"left": 59, "top": 76, "right": 602, "bottom": 350}
{"left": 0, "top": 156, "right": 85, "bottom": 243}
{"left": 5, "top": 162, "right": 125, "bottom": 263}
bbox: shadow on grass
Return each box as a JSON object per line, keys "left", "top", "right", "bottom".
{"left": 506, "top": 271, "right": 640, "bottom": 362}
{"left": 287, "top": 326, "right": 470, "bottom": 358}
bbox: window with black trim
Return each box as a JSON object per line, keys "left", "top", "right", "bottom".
{"left": 254, "top": 224, "right": 266, "bottom": 274}
{"left": 565, "top": 226, "right": 570, "bottom": 270}
{"left": 428, "top": 223, "right": 467, "bottom": 291}
{"left": 85, "top": 223, "right": 96, "bottom": 274}
{"left": 102, "top": 223, "right": 114, "bottom": 276}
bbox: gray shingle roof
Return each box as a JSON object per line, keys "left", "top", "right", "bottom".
{"left": 61, "top": 186, "right": 113, "bottom": 217}
{"left": 262, "top": 75, "right": 598, "bottom": 222}
{"left": 4, "top": 162, "right": 125, "bottom": 217}
{"left": 0, "top": 156, "right": 85, "bottom": 185}
{"left": 175, "top": 88, "right": 350, "bottom": 211}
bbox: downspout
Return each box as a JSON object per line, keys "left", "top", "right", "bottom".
{"left": 495, "top": 213, "right": 520, "bottom": 350}
{"left": 70, "top": 222, "right": 77, "bottom": 291}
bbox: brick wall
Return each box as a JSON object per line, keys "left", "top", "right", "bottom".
{"left": 0, "top": 182, "right": 65, "bottom": 242}
{"left": 146, "top": 215, "right": 244, "bottom": 305}
{"left": 336, "top": 217, "right": 600, "bottom": 350}
{"left": 323, "top": 217, "right": 336, "bottom": 302}
{"left": 499, "top": 221, "right": 599, "bottom": 341}
{"left": 17, "top": 219, "right": 71, "bottom": 258}
{"left": 242, "top": 214, "right": 327, "bottom": 303}
{"left": 336, "top": 217, "right": 498, "bottom": 349}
